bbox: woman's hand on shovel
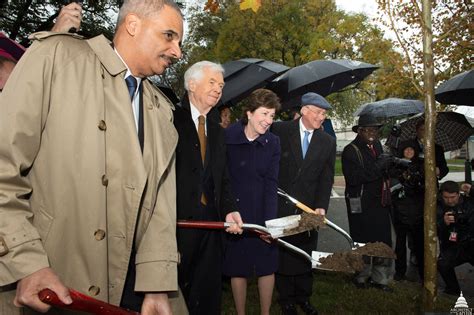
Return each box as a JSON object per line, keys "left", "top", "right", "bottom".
{"left": 225, "top": 211, "right": 244, "bottom": 234}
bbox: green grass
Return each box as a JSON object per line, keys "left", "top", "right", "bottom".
{"left": 221, "top": 272, "right": 457, "bottom": 314}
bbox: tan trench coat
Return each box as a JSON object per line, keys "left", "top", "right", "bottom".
{"left": 0, "top": 32, "right": 179, "bottom": 314}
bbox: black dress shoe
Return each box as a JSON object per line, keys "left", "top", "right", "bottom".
{"left": 298, "top": 301, "right": 319, "bottom": 315}
{"left": 280, "top": 303, "right": 297, "bottom": 315}
{"left": 352, "top": 279, "right": 369, "bottom": 289}
{"left": 369, "top": 282, "right": 394, "bottom": 293}
{"left": 393, "top": 273, "right": 406, "bottom": 281}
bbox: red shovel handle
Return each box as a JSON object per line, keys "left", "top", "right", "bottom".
{"left": 177, "top": 221, "right": 228, "bottom": 229}
{"left": 39, "top": 288, "right": 140, "bottom": 315}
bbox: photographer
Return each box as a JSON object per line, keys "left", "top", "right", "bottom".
{"left": 437, "top": 181, "right": 474, "bottom": 295}
{"left": 391, "top": 141, "right": 424, "bottom": 281}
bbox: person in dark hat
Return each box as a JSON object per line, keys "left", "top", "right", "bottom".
{"left": 272, "top": 92, "right": 336, "bottom": 315}
{"left": 342, "top": 114, "right": 394, "bottom": 292}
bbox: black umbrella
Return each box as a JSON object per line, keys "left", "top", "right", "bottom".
{"left": 386, "top": 112, "right": 474, "bottom": 152}
{"left": 155, "top": 82, "right": 179, "bottom": 105}
{"left": 268, "top": 59, "right": 378, "bottom": 109}
{"left": 354, "top": 98, "right": 424, "bottom": 118}
{"left": 220, "top": 58, "right": 289, "bottom": 107}
{"left": 435, "top": 69, "right": 474, "bottom": 106}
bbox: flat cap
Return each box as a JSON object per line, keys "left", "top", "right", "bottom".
{"left": 301, "top": 92, "right": 332, "bottom": 110}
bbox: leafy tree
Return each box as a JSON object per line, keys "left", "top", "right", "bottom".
{"left": 181, "top": 0, "right": 419, "bottom": 126}
{"left": 374, "top": 0, "right": 473, "bottom": 90}
{"left": 0, "top": 0, "right": 119, "bottom": 47}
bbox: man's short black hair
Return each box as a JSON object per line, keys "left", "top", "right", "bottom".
{"left": 439, "top": 180, "right": 459, "bottom": 194}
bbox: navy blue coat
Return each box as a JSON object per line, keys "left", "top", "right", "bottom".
{"left": 222, "top": 121, "right": 280, "bottom": 277}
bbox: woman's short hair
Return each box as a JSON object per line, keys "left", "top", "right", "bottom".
{"left": 241, "top": 88, "right": 281, "bottom": 125}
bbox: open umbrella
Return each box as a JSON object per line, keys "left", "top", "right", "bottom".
{"left": 220, "top": 58, "right": 289, "bottom": 107}
{"left": 155, "top": 82, "right": 179, "bottom": 105}
{"left": 435, "top": 69, "right": 474, "bottom": 106}
{"left": 386, "top": 112, "right": 474, "bottom": 152}
{"left": 354, "top": 98, "right": 424, "bottom": 118}
{"left": 268, "top": 59, "right": 378, "bottom": 109}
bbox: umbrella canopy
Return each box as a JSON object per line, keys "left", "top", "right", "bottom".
{"left": 386, "top": 112, "right": 474, "bottom": 152}
{"left": 0, "top": 32, "right": 25, "bottom": 62}
{"left": 155, "top": 82, "right": 179, "bottom": 105}
{"left": 435, "top": 69, "right": 474, "bottom": 106}
{"left": 220, "top": 58, "right": 289, "bottom": 107}
{"left": 354, "top": 98, "right": 424, "bottom": 118}
{"left": 268, "top": 59, "right": 378, "bottom": 109}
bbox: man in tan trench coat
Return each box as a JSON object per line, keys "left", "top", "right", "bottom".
{"left": 0, "top": 1, "right": 184, "bottom": 314}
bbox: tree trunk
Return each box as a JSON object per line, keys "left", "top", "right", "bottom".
{"left": 421, "top": 0, "right": 438, "bottom": 311}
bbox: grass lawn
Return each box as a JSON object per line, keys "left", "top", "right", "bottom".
{"left": 221, "top": 272, "right": 457, "bottom": 314}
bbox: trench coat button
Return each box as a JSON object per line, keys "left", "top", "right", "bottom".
{"left": 88, "top": 286, "right": 100, "bottom": 296}
{"left": 98, "top": 120, "right": 107, "bottom": 131}
{"left": 94, "top": 229, "right": 106, "bottom": 241}
{"left": 101, "top": 174, "right": 108, "bottom": 186}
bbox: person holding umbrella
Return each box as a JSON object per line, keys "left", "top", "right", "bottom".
{"left": 223, "top": 88, "right": 281, "bottom": 315}
{"left": 272, "top": 92, "right": 336, "bottom": 315}
{"left": 342, "top": 114, "right": 394, "bottom": 292}
{"left": 0, "top": 1, "right": 83, "bottom": 92}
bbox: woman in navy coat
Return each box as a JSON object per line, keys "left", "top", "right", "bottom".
{"left": 223, "top": 89, "right": 281, "bottom": 315}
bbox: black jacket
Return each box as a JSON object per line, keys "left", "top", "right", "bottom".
{"left": 272, "top": 119, "right": 336, "bottom": 275}
{"left": 342, "top": 135, "right": 392, "bottom": 245}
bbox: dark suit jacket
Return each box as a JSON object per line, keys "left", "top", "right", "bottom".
{"left": 173, "top": 96, "right": 238, "bottom": 312}
{"left": 174, "top": 96, "right": 237, "bottom": 222}
{"left": 272, "top": 119, "right": 336, "bottom": 274}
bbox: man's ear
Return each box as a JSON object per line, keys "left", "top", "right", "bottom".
{"left": 124, "top": 13, "right": 141, "bottom": 36}
{"left": 188, "top": 80, "right": 196, "bottom": 93}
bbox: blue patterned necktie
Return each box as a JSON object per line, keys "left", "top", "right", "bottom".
{"left": 125, "top": 75, "right": 137, "bottom": 101}
{"left": 302, "top": 130, "right": 310, "bottom": 158}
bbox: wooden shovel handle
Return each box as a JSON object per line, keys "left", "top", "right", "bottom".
{"left": 295, "top": 202, "right": 317, "bottom": 214}
{"left": 39, "top": 288, "right": 140, "bottom": 314}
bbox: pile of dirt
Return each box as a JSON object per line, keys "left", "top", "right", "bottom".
{"left": 318, "top": 242, "right": 396, "bottom": 272}
{"left": 318, "top": 252, "right": 365, "bottom": 273}
{"left": 353, "top": 242, "right": 396, "bottom": 259}
{"left": 283, "top": 212, "right": 325, "bottom": 235}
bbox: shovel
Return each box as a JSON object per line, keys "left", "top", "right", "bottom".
{"left": 277, "top": 188, "right": 366, "bottom": 250}
{"left": 177, "top": 221, "right": 331, "bottom": 270}
{"left": 39, "top": 288, "right": 139, "bottom": 314}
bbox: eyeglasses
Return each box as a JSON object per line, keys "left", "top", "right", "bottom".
{"left": 304, "top": 106, "right": 327, "bottom": 117}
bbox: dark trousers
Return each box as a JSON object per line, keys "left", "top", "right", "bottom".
{"left": 394, "top": 222, "right": 424, "bottom": 279}
{"left": 120, "top": 250, "right": 144, "bottom": 312}
{"left": 178, "top": 229, "right": 223, "bottom": 315}
{"left": 177, "top": 201, "right": 223, "bottom": 315}
{"left": 275, "top": 272, "right": 313, "bottom": 306}
{"left": 438, "top": 241, "right": 474, "bottom": 293}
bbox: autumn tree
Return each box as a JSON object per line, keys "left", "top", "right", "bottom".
{"left": 180, "top": 0, "right": 418, "bottom": 126}
{"left": 0, "top": 0, "right": 120, "bottom": 46}
{"left": 374, "top": 0, "right": 472, "bottom": 89}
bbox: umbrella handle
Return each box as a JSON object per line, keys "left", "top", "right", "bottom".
{"left": 39, "top": 288, "right": 140, "bottom": 315}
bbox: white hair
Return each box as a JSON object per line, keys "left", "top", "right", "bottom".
{"left": 116, "top": 0, "right": 182, "bottom": 27}
{"left": 184, "top": 61, "right": 224, "bottom": 91}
